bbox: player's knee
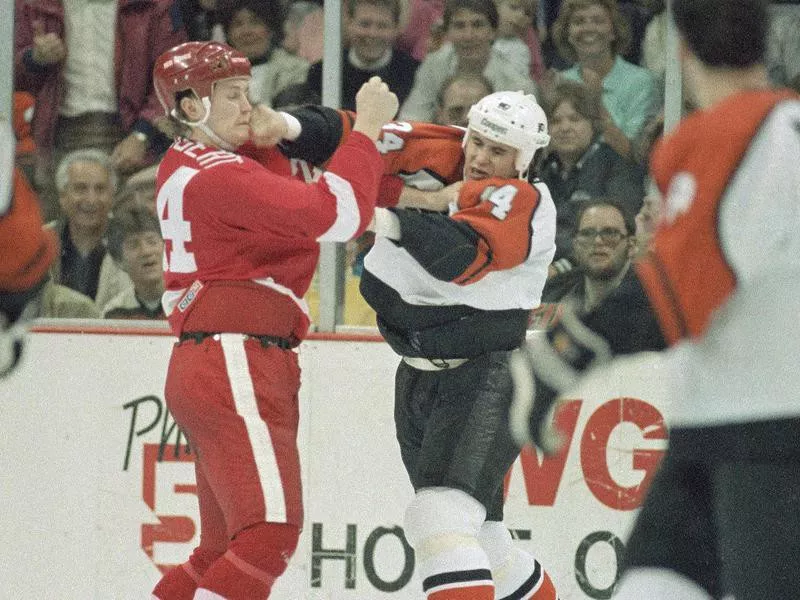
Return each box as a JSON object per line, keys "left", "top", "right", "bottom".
{"left": 477, "top": 520, "right": 514, "bottom": 567}
{"left": 228, "top": 521, "right": 300, "bottom": 578}
{"left": 403, "top": 487, "right": 486, "bottom": 552}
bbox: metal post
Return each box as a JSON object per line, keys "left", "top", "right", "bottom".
{"left": 317, "top": 0, "right": 346, "bottom": 331}
{"left": 663, "top": 0, "right": 683, "bottom": 133}
{"left": 1, "top": 0, "right": 16, "bottom": 208}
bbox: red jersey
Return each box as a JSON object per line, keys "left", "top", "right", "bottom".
{"left": 156, "top": 132, "right": 383, "bottom": 340}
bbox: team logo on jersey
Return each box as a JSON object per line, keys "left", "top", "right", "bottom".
{"left": 663, "top": 171, "right": 696, "bottom": 224}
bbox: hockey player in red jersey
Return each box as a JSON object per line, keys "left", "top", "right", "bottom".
{"left": 509, "top": 0, "right": 800, "bottom": 598}
{"left": 149, "top": 41, "right": 398, "bottom": 600}
{"left": 361, "top": 92, "right": 561, "bottom": 600}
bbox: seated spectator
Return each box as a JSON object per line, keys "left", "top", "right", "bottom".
{"left": 271, "top": 83, "right": 321, "bottom": 111}
{"left": 634, "top": 177, "right": 661, "bottom": 256}
{"left": 38, "top": 275, "right": 101, "bottom": 319}
{"left": 281, "top": 0, "right": 324, "bottom": 64}
{"left": 103, "top": 207, "right": 166, "bottom": 319}
{"left": 306, "top": 0, "right": 419, "bottom": 110}
{"left": 114, "top": 164, "right": 158, "bottom": 216}
{"left": 219, "top": 0, "right": 310, "bottom": 107}
{"left": 178, "top": 0, "right": 225, "bottom": 41}
{"left": 493, "top": 0, "right": 535, "bottom": 78}
{"left": 399, "top": 0, "right": 538, "bottom": 122}
{"left": 766, "top": 2, "right": 800, "bottom": 88}
{"left": 14, "top": 0, "right": 186, "bottom": 220}
{"left": 541, "top": 198, "right": 636, "bottom": 311}
{"left": 551, "top": 0, "right": 657, "bottom": 158}
{"left": 49, "top": 149, "right": 132, "bottom": 312}
{"left": 536, "top": 80, "right": 644, "bottom": 271}
{"left": 395, "top": 0, "right": 446, "bottom": 61}
{"left": 434, "top": 73, "right": 494, "bottom": 126}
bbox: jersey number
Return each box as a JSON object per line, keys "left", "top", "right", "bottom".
{"left": 157, "top": 167, "right": 198, "bottom": 273}
{"left": 376, "top": 122, "right": 413, "bottom": 154}
{"left": 481, "top": 184, "right": 518, "bottom": 219}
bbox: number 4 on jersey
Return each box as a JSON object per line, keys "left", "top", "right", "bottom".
{"left": 157, "top": 166, "right": 198, "bottom": 273}
{"left": 481, "top": 184, "right": 518, "bottom": 220}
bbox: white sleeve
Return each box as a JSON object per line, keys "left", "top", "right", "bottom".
{"left": 719, "top": 100, "right": 800, "bottom": 283}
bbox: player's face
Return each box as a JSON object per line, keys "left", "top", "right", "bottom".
{"left": 447, "top": 9, "right": 495, "bottom": 63}
{"left": 58, "top": 161, "right": 114, "bottom": 232}
{"left": 549, "top": 99, "right": 594, "bottom": 162}
{"left": 463, "top": 130, "right": 518, "bottom": 180}
{"left": 567, "top": 3, "right": 615, "bottom": 60}
{"left": 573, "top": 205, "right": 632, "bottom": 280}
{"left": 496, "top": 0, "right": 531, "bottom": 38}
{"left": 226, "top": 8, "right": 272, "bottom": 59}
{"left": 120, "top": 231, "right": 165, "bottom": 288}
{"left": 347, "top": 3, "right": 398, "bottom": 64}
{"left": 208, "top": 78, "right": 253, "bottom": 147}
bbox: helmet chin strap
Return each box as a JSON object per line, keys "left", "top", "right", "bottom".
{"left": 173, "top": 96, "right": 236, "bottom": 151}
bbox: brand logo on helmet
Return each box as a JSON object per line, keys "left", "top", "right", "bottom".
{"left": 210, "top": 57, "right": 230, "bottom": 72}
{"left": 498, "top": 102, "right": 511, "bottom": 110}
{"left": 479, "top": 117, "right": 508, "bottom": 135}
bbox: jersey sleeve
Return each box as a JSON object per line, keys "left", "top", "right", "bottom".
{"left": 390, "top": 178, "right": 540, "bottom": 285}
{"left": 0, "top": 168, "right": 57, "bottom": 293}
{"left": 197, "top": 132, "right": 383, "bottom": 242}
{"left": 378, "top": 122, "right": 464, "bottom": 187}
{"left": 239, "top": 106, "right": 355, "bottom": 169}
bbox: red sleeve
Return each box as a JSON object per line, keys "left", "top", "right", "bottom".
{"left": 0, "top": 168, "right": 57, "bottom": 291}
{"left": 197, "top": 132, "right": 383, "bottom": 241}
{"left": 450, "top": 178, "right": 539, "bottom": 282}
{"left": 377, "top": 175, "right": 404, "bottom": 207}
{"left": 379, "top": 121, "right": 464, "bottom": 186}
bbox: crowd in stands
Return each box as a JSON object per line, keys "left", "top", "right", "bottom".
{"left": 12, "top": 0, "right": 800, "bottom": 326}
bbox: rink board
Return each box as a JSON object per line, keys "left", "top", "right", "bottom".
{"left": 0, "top": 330, "right": 672, "bottom": 599}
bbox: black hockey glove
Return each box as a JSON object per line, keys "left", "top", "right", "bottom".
{"left": 509, "top": 304, "right": 611, "bottom": 454}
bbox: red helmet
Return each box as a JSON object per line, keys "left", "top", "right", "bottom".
{"left": 153, "top": 41, "right": 251, "bottom": 117}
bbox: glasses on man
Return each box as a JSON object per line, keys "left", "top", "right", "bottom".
{"left": 574, "top": 227, "right": 628, "bottom": 245}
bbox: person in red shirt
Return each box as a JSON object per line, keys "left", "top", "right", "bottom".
{"left": 149, "top": 41, "right": 398, "bottom": 600}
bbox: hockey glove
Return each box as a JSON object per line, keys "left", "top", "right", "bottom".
{"left": 509, "top": 304, "right": 611, "bottom": 454}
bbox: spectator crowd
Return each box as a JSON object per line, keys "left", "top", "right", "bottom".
{"left": 12, "top": 0, "right": 800, "bottom": 325}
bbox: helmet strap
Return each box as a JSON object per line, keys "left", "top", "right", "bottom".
{"left": 172, "top": 96, "right": 235, "bottom": 151}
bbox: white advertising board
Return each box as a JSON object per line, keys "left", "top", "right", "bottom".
{"left": 0, "top": 331, "right": 670, "bottom": 599}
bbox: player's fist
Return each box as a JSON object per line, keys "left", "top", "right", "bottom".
{"left": 249, "top": 104, "right": 289, "bottom": 147}
{"left": 31, "top": 21, "right": 66, "bottom": 66}
{"left": 353, "top": 76, "right": 399, "bottom": 141}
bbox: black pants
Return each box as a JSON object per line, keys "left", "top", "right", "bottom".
{"left": 393, "top": 351, "right": 520, "bottom": 521}
{"left": 623, "top": 418, "right": 800, "bottom": 599}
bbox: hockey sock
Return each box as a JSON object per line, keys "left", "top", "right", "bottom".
{"left": 478, "top": 521, "right": 559, "bottom": 600}
{"left": 417, "top": 537, "right": 495, "bottom": 600}
{"left": 152, "top": 547, "right": 223, "bottom": 600}
{"left": 404, "top": 488, "right": 494, "bottom": 600}
{"left": 193, "top": 522, "right": 299, "bottom": 600}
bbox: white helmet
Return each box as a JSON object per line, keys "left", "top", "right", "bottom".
{"left": 465, "top": 90, "right": 550, "bottom": 178}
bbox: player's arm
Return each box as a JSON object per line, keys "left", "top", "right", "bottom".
{"left": 0, "top": 167, "right": 58, "bottom": 377}
{"left": 372, "top": 178, "right": 539, "bottom": 284}
{"left": 509, "top": 270, "right": 666, "bottom": 452}
{"left": 244, "top": 104, "right": 355, "bottom": 167}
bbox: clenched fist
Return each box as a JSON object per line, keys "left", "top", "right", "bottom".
{"left": 352, "top": 76, "right": 399, "bottom": 141}
{"left": 249, "top": 104, "right": 290, "bottom": 147}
